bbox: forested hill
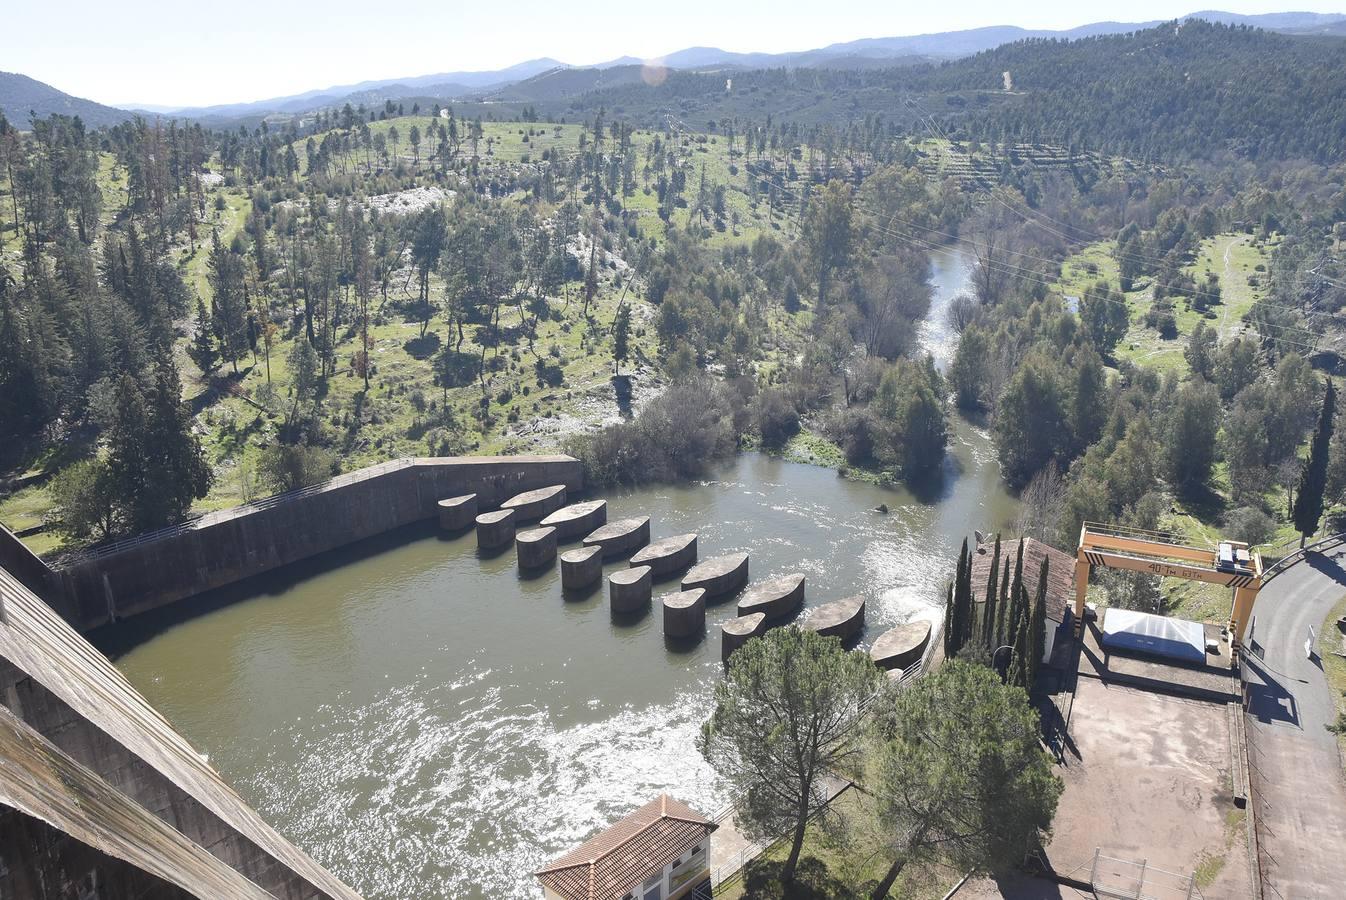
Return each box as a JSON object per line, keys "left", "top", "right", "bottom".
{"left": 0, "top": 73, "right": 133, "bottom": 130}
{"left": 541, "top": 21, "right": 1346, "bottom": 164}
{"left": 926, "top": 20, "right": 1346, "bottom": 162}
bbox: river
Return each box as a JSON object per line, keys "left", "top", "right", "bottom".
{"left": 105, "top": 246, "right": 1013, "bottom": 899}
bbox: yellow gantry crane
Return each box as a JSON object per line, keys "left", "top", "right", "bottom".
{"left": 1074, "top": 523, "right": 1263, "bottom": 649}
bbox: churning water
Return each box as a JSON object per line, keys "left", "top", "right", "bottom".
{"left": 106, "top": 247, "right": 1013, "bottom": 899}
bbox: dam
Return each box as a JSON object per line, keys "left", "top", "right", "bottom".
{"left": 0, "top": 245, "right": 1003, "bottom": 900}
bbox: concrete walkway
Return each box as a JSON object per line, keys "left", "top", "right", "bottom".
{"left": 708, "top": 773, "right": 852, "bottom": 886}
{"left": 1244, "top": 545, "right": 1346, "bottom": 898}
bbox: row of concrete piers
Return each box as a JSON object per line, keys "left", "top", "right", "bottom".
{"left": 437, "top": 486, "right": 929, "bottom": 671}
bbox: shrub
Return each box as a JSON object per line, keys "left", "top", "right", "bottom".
{"left": 257, "top": 443, "right": 338, "bottom": 493}
{"left": 1222, "top": 506, "right": 1276, "bottom": 547}
{"left": 754, "top": 388, "right": 800, "bottom": 448}
{"left": 566, "top": 380, "right": 739, "bottom": 486}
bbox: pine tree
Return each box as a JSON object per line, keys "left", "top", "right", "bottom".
{"left": 142, "top": 360, "right": 212, "bottom": 527}
{"left": 189, "top": 297, "right": 216, "bottom": 374}
{"left": 105, "top": 375, "right": 152, "bottom": 532}
{"left": 1292, "top": 378, "right": 1335, "bottom": 546}
{"left": 612, "top": 303, "right": 630, "bottom": 375}
{"left": 207, "top": 230, "right": 247, "bottom": 374}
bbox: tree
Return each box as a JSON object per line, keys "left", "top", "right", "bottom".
{"left": 1292, "top": 378, "right": 1335, "bottom": 546}
{"left": 872, "top": 358, "right": 947, "bottom": 479}
{"left": 139, "top": 361, "right": 212, "bottom": 528}
{"left": 1079, "top": 280, "right": 1128, "bottom": 356}
{"left": 207, "top": 230, "right": 248, "bottom": 374}
{"left": 699, "top": 627, "right": 880, "bottom": 886}
{"left": 862, "top": 661, "right": 1061, "bottom": 899}
{"left": 104, "top": 375, "right": 152, "bottom": 533}
{"left": 801, "top": 180, "right": 853, "bottom": 306}
{"left": 994, "top": 353, "right": 1070, "bottom": 489}
{"left": 944, "top": 538, "right": 975, "bottom": 659}
{"left": 258, "top": 443, "right": 337, "bottom": 493}
{"left": 189, "top": 297, "right": 217, "bottom": 374}
{"left": 49, "top": 458, "right": 118, "bottom": 541}
{"left": 282, "top": 338, "right": 320, "bottom": 440}
{"left": 1163, "top": 380, "right": 1221, "bottom": 491}
{"left": 612, "top": 303, "right": 630, "bottom": 375}
{"left": 949, "top": 325, "right": 990, "bottom": 411}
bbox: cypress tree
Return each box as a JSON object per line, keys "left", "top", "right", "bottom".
{"left": 1028, "top": 558, "right": 1050, "bottom": 687}
{"left": 982, "top": 534, "right": 1001, "bottom": 647}
{"left": 945, "top": 539, "right": 976, "bottom": 659}
{"left": 1009, "top": 606, "right": 1031, "bottom": 689}
{"left": 1292, "top": 378, "right": 1335, "bottom": 547}
{"left": 996, "top": 556, "right": 1012, "bottom": 647}
{"left": 958, "top": 539, "right": 975, "bottom": 651}
{"left": 944, "top": 581, "right": 957, "bottom": 659}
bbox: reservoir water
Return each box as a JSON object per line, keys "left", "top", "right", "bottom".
{"left": 105, "top": 247, "right": 1013, "bottom": 899}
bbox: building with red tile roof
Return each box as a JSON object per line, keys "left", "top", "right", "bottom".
{"left": 536, "top": 795, "right": 716, "bottom": 900}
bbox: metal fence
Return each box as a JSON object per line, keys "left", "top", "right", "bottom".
{"left": 1090, "top": 849, "right": 1197, "bottom": 900}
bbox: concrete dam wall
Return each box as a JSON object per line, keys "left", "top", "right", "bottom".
{"left": 43, "top": 455, "right": 582, "bottom": 633}
{"left": 0, "top": 565, "right": 364, "bottom": 900}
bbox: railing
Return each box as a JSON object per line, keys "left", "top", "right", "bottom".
{"left": 1261, "top": 532, "right": 1346, "bottom": 584}
{"left": 1090, "top": 849, "right": 1197, "bottom": 900}
{"left": 57, "top": 458, "right": 414, "bottom": 566}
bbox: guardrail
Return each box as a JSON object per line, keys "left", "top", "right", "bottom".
{"left": 1260, "top": 532, "right": 1346, "bottom": 584}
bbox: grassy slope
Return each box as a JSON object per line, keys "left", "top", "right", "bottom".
{"left": 1055, "top": 232, "right": 1318, "bottom": 621}
{"left": 1, "top": 120, "right": 821, "bottom": 553}
{"left": 1060, "top": 232, "right": 1275, "bottom": 377}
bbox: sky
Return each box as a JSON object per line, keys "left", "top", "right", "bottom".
{"left": 4, "top": 1, "right": 1344, "bottom": 109}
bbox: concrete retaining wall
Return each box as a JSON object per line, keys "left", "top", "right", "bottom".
{"left": 48, "top": 456, "right": 582, "bottom": 632}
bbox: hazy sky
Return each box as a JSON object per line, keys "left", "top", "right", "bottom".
{"left": 5, "top": 1, "right": 1343, "bottom": 108}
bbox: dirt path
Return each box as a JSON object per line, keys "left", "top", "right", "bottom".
{"left": 1217, "top": 235, "right": 1244, "bottom": 340}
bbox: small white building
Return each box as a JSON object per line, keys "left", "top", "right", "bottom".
{"left": 536, "top": 795, "right": 716, "bottom": 900}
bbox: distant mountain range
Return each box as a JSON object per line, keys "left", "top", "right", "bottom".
{"left": 3, "top": 10, "right": 1345, "bottom": 129}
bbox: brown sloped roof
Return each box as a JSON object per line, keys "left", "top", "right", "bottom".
{"left": 969, "top": 537, "right": 1076, "bottom": 623}
{"left": 536, "top": 795, "right": 716, "bottom": 900}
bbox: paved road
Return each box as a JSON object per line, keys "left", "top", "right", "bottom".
{"left": 1244, "top": 545, "right": 1346, "bottom": 898}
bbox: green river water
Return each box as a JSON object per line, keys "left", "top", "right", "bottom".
{"left": 105, "top": 247, "right": 1016, "bottom": 899}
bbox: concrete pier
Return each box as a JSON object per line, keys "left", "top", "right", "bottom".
{"left": 662, "top": 589, "right": 706, "bottom": 638}
{"left": 804, "top": 595, "right": 866, "bottom": 643}
{"left": 540, "top": 500, "right": 607, "bottom": 541}
{"left": 583, "top": 516, "right": 651, "bottom": 559}
{"left": 721, "top": 612, "right": 767, "bottom": 662}
{"left": 736, "top": 573, "right": 805, "bottom": 622}
{"left": 516, "top": 527, "right": 558, "bottom": 569}
{"left": 630, "top": 533, "right": 698, "bottom": 579}
{"left": 500, "top": 484, "right": 568, "bottom": 523}
{"left": 609, "top": 566, "right": 653, "bottom": 613}
{"left": 681, "top": 553, "right": 749, "bottom": 600}
{"left": 475, "top": 509, "right": 517, "bottom": 550}
{"left": 437, "top": 494, "right": 478, "bottom": 530}
{"left": 560, "top": 546, "right": 603, "bottom": 590}
{"left": 870, "top": 620, "right": 932, "bottom": 671}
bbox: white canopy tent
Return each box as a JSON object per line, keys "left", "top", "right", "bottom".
{"left": 1101, "top": 607, "right": 1207, "bottom": 664}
